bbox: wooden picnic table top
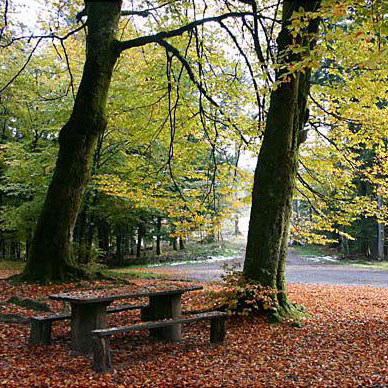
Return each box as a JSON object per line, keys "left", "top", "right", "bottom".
{"left": 49, "top": 284, "right": 203, "bottom": 304}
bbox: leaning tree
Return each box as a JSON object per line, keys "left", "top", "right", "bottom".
{"left": 243, "top": 0, "right": 322, "bottom": 318}
{"left": 16, "top": 0, "right": 256, "bottom": 281}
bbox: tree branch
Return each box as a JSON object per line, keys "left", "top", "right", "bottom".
{"left": 219, "top": 21, "right": 261, "bottom": 107}
{"left": 0, "top": 24, "right": 85, "bottom": 48}
{"left": 117, "top": 11, "right": 254, "bottom": 52}
{"left": 0, "top": 38, "right": 43, "bottom": 94}
{"left": 157, "top": 39, "right": 220, "bottom": 108}
{"left": 121, "top": 10, "right": 150, "bottom": 17}
{"left": 60, "top": 40, "right": 76, "bottom": 99}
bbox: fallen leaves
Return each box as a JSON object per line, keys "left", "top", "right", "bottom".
{"left": 1, "top": 276, "right": 388, "bottom": 387}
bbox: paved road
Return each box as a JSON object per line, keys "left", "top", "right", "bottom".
{"left": 152, "top": 250, "right": 388, "bottom": 288}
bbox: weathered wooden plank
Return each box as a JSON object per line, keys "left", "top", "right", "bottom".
{"left": 71, "top": 303, "right": 109, "bottom": 354}
{"left": 142, "top": 294, "right": 182, "bottom": 341}
{"left": 49, "top": 286, "right": 203, "bottom": 304}
{"left": 29, "top": 318, "right": 52, "bottom": 345}
{"left": 210, "top": 316, "right": 226, "bottom": 343}
{"left": 91, "top": 311, "right": 227, "bottom": 372}
{"left": 93, "top": 312, "right": 227, "bottom": 337}
{"left": 92, "top": 337, "right": 112, "bottom": 373}
{"left": 30, "top": 304, "right": 145, "bottom": 323}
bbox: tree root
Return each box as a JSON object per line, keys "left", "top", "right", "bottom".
{"left": 18, "top": 263, "right": 92, "bottom": 284}
{"left": 269, "top": 300, "right": 309, "bottom": 324}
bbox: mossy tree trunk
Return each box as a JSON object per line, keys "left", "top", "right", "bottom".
{"left": 22, "top": 1, "right": 123, "bottom": 281}
{"left": 243, "top": 0, "right": 321, "bottom": 316}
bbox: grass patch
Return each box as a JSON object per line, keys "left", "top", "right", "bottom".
{"left": 111, "top": 241, "right": 245, "bottom": 270}
{"left": 290, "top": 245, "right": 388, "bottom": 270}
{"left": 289, "top": 244, "right": 334, "bottom": 257}
{"left": 0, "top": 260, "right": 25, "bottom": 272}
{"left": 340, "top": 260, "right": 388, "bottom": 270}
{"left": 183, "top": 240, "right": 244, "bottom": 258}
{"left": 7, "top": 296, "right": 51, "bottom": 312}
{"left": 104, "top": 268, "right": 168, "bottom": 280}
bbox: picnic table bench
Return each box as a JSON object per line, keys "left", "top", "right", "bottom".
{"left": 44, "top": 285, "right": 205, "bottom": 355}
{"left": 92, "top": 311, "right": 227, "bottom": 372}
{"left": 29, "top": 303, "right": 145, "bottom": 345}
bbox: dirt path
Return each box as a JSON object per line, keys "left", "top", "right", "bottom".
{"left": 145, "top": 250, "right": 388, "bottom": 288}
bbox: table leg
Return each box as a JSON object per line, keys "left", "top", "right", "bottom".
{"left": 71, "top": 302, "right": 110, "bottom": 355}
{"left": 141, "top": 294, "right": 182, "bottom": 341}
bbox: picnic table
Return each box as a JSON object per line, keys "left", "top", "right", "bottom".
{"left": 49, "top": 284, "right": 203, "bottom": 354}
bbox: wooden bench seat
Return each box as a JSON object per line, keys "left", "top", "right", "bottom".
{"left": 29, "top": 304, "right": 146, "bottom": 345}
{"left": 92, "top": 311, "right": 227, "bottom": 372}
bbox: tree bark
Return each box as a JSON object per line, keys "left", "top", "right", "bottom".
{"left": 97, "top": 218, "right": 110, "bottom": 257}
{"left": 377, "top": 195, "right": 384, "bottom": 261}
{"left": 179, "top": 237, "right": 185, "bottom": 250}
{"left": 22, "top": 1, "right": 123, "bottom": 281}
{"left": 130, "top": 227, "right": 135, "bottom": 256}
{"left": 244, "top": 0, "right": 321, "bottom": 315}
{"left": 156, "top": 217, "right": 162, "bottom": 256}
{"left": 234, "top": 216, "right": 241, "bottom": 236}
{"left": 114, "top": 224, "right": 123, "bottom": 265}
{"left": 172, "top": 237, "right": 178, "bottom": 251}
{"left": 136, "top": 222, "right": 145, "bottom": 258}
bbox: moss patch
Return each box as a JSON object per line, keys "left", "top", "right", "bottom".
{"left": 7, "top": 296, "right": 51, "bottom": 312}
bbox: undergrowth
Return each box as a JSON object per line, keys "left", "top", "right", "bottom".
{"left": 214, "top": 264, "right": 278, "bottom": 316}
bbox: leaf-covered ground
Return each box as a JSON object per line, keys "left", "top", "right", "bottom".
{"left": 1, "top": 273, "right": 388, "bottom": 387}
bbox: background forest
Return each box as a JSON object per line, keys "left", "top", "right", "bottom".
{"left": 1, "top": 0, "right": 388, "bottom": 269}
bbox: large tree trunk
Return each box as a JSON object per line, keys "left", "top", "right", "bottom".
{"left": 243, "top": 0, "right": 321, "bottom": 316}
{"left": 22, "top": 1, "right": 122, "bottom": 281}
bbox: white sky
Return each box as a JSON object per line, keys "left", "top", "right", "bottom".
{"left": 10, "top": 0, "right": 43, "bottom": 32}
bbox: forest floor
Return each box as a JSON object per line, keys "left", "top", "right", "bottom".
{"left": 1, "top": 269, "right": 388, "bottom": 386}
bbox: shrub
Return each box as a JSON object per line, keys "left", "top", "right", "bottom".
{"left": 217, "top": 264, "right": 278, "bottom": 316}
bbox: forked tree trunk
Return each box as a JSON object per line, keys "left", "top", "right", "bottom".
{"left": 22, "top": 1, "right": 123, "bottom": 281}
{"left": 244, "top": 0, "right": 321, "bottom": 315}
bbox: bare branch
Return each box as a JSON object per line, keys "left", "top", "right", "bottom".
{"left": 295, "top": 185, "right": 325, "bottom": 215}
{"left": 0, "top": 24, "right": 85, "bottom": 93}
{"left": 309, "top": 120, "right": 357, "bottom": 170}
{"left": 309, "top": 92, "right": 362, "bottom": 124}
{"left": 0, "top": 38, "right": 43, "bottom": 94}
{"left": 121, "top": 10, "right": 150, "bottom": 17}
{"left": 297, "top": 173, "right": 327, "bottom": 200}
{"left": 0, "top": 24, "right": 85, "bottom": 48}
{"left": 60, "top": 40, "right": 75, "bottom": 99}
{"left": 158, "top": 39, "right": 220, "bottom": 108}
{"left": 118, "top": 11, "right": 254, "bottom": 52}
{"left": 219, "top": 21, "right": 261, "bottom": 107}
